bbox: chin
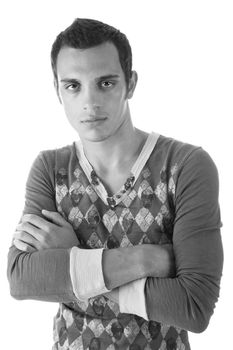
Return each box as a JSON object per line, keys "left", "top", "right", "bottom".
{"left": 80, "top": 130, "right": 111, "bottom": 143}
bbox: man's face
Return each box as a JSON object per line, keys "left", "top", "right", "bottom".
{"left": 56, "top": 42, "right": 136, "bottom": 142}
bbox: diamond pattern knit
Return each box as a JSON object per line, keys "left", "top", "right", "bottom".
{"left": 52, "top": 136, "right": 191, "bottom": 349}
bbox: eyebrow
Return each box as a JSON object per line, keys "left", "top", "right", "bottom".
{"left": 60, "top": 74, "right": 120, "bottom": 83}
{"left": 97, "top": 74, "right": 120, "bottom": 80}
{"left": 60, "top": 78, "right": 80, "bottom": 83}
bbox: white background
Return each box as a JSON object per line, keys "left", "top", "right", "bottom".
{"left": 0, "top": 1, "right": 232, "bottom": 349}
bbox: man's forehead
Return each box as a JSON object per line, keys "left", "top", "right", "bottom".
{"left": 56, "top": 42, "right": 123, "bottom": 78}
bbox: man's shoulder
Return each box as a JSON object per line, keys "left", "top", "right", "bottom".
{"left": 155, "top": 133, "right": 201, "bottom": 163}
{"left": 154, "top": 133, "right": 217, "bottom": 180}
{"left": 39, "top": 142, "right": 76, "bottom": 159}
{"left": 35, "top": 142, "right": 78, "bottom": 172}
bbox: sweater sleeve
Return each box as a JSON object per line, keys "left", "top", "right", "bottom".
{"left": 145, "top": 148, "right": 223, "bottom": 333}
{"left": 7, "top": 152, "right": 77, "bottom": 302}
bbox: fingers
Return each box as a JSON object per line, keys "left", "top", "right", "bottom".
{"left": 16, "top": 211, "right": 74, "bottom": 251}
{"left": 22, "top": 214, "right": 55, "bottom": 231}
{"left": 13, "top": 229, "right": 47, "bottom": 251}
{"left": 42, "top": 210, "right": 68, "bottom": 227}
{"left": 13, "top": 238, "right": 36, "bottom": 252}
{"left": 16, "top": 222, "right": 42, "bottom": 241}
{"left": 14, "top": 229, "right": 40, "bottom": 246}
{"left": 21, "top": 212, "right": 68, "bottom": 230}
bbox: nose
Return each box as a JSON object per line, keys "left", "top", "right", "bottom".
{"left": 83, "top": 87, "right": 101, "bottom": 113}
{"left": 83, "top": 103, "right": 100, "bottom": 113}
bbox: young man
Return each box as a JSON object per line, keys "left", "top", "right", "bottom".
{"left": 8, "top": 18, "right": 223, "bottom": 350}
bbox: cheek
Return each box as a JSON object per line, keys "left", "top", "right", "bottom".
{"left": 62, "top": 104, "right": 84, "bottom": 133}
{"left": 62, "top": 98, "right": 83, "bottom": 121}
{"left": 107, "top": 89, "right": 127, "bottom": 112}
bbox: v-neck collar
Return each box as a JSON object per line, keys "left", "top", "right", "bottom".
{"left": 75, "top": 132, "right": 160, "bottom": 208}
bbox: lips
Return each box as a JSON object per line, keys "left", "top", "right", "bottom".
{"left": 81, "top": 117, "right": 107, "bottom": 123}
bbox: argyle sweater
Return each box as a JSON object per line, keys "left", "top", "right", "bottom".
{"left": 7, "top": 133, "right": 223, "bottom": 350}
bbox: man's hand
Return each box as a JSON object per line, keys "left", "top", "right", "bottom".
{"left": 13, "top": 210, "right": 80, "bottom": 252}
{"left": 102, "top": 243, "right": 176, "bottom": 290}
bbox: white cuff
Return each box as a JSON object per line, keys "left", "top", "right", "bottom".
{"left": 119, "top": 278, "right": 148, "bottom": 320}
{"left": 70, "top": 247, "right": 111, "bottom": 301}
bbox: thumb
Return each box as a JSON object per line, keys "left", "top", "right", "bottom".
{"left": 42, "top": 210, "right": 68, "bottom": 226}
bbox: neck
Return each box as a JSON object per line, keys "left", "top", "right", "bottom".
{"left": 80, "top": 118, "right": 148, "bottom": 173}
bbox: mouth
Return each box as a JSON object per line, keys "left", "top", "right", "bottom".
{"left": 81, "top": 117, "right": 107, "bottom": 123}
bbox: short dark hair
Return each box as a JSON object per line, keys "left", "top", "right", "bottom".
{"left": 51, "top": 18, "right": 132, "bottom": 88}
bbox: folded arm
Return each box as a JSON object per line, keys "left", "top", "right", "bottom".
{"left": 8, "top": 148, "right": 223, "bottom": 333}
{"left": 7, "top": 151, "right": 174, "bottom": 304}
{"left": 10, "top": 210, "right": 174, "bottom": 302}
{"left": 142, "top": 148, "right": 223, "bottom": 332}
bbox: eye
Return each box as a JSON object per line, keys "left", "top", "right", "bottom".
{"left": 65, "top": 83, "right": 81, "bottom": 92}
{"left": 100, "top": 81, "right": 115, "bottom": 89}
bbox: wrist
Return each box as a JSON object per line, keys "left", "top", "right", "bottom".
{"left": 134, "top": 245, "right": 149, "bottom": 278}
{"left": 140, "top": 244, "right": 154, "bottom": 277}
{"left": 102, "top": 246, "right": 147, "bottom": 289}
{"left": 141, "top": 244, "right": 175, "bottom": 278}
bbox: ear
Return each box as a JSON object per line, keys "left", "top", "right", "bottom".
{"left": 126, "top": 70, "right": 138, "bottom": 99}
{"left": 54, "top": 79, "right": 62, "bottom": 104}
